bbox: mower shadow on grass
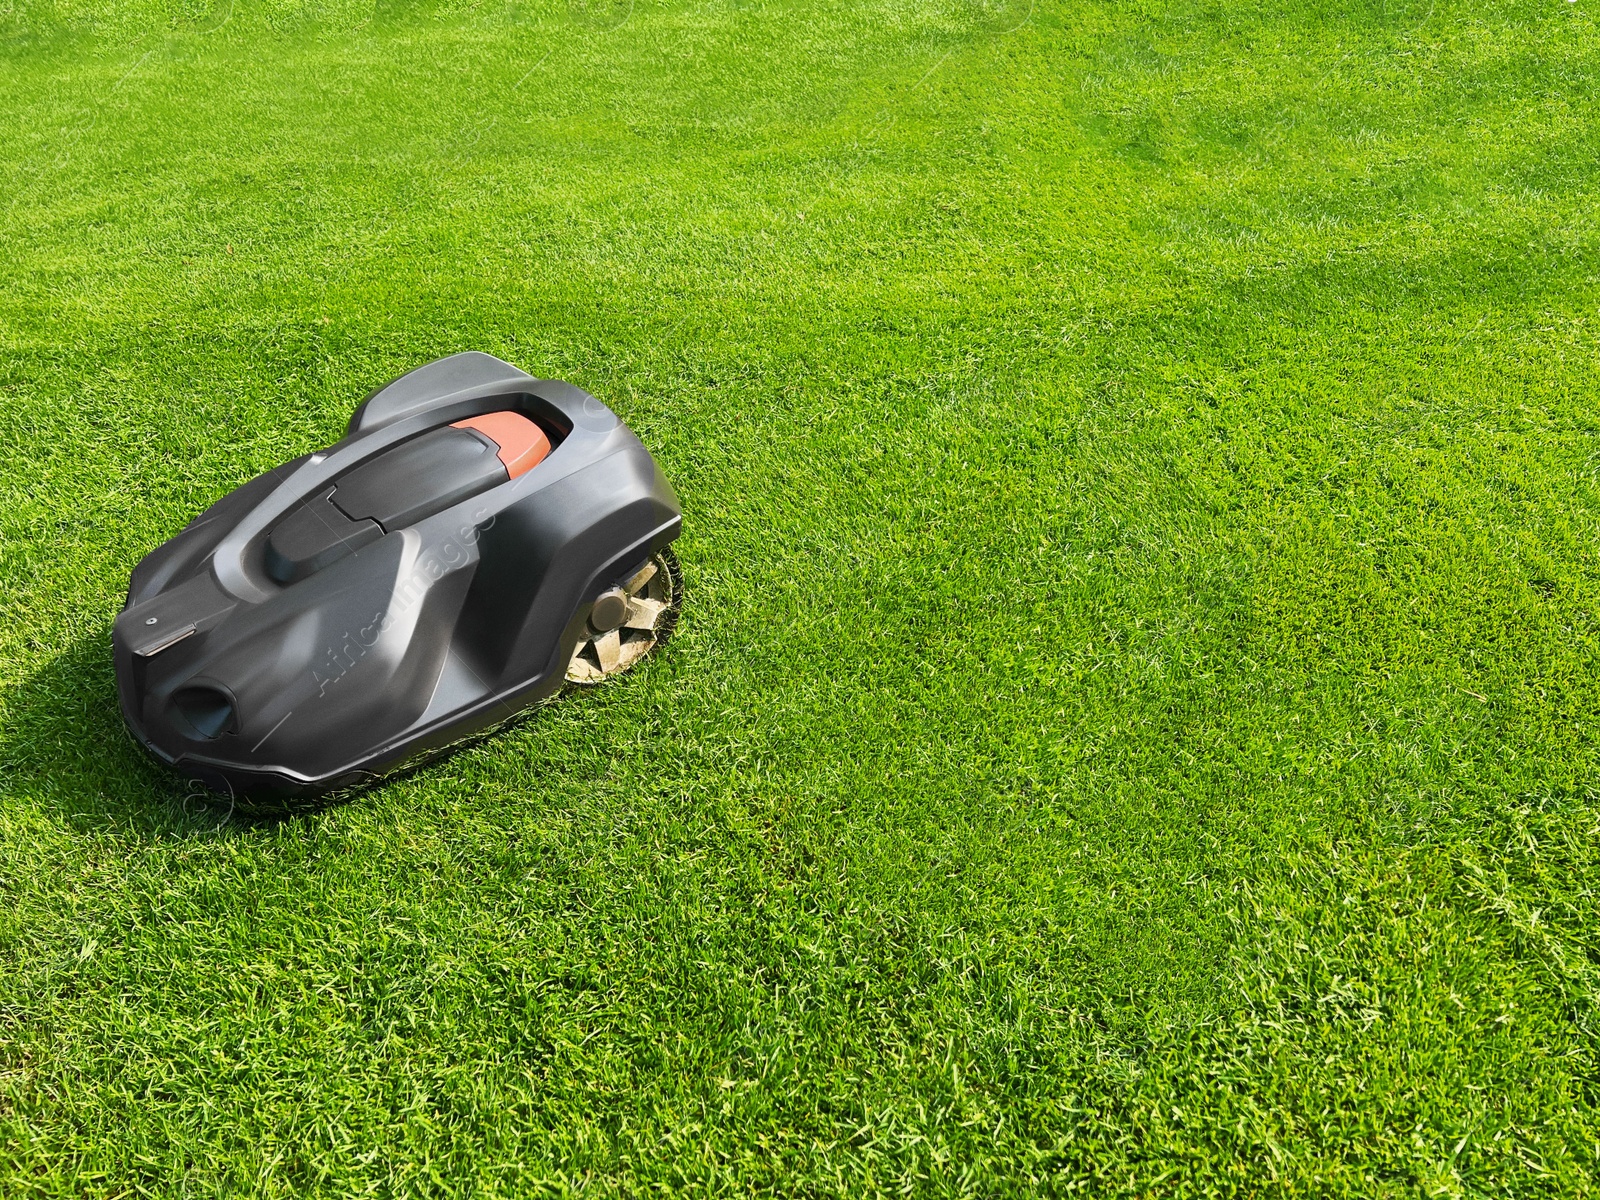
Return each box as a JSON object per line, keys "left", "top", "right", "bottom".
{"left": 0, "top": 626, "right": 301, "bottom": 838}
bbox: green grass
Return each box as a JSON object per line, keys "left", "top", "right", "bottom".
{"left": 2, "top": 0, "right": 1600, "bottom": 1192}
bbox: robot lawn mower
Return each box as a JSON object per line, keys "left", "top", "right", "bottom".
{"left": 113, "top": 352, "right": 682, "bottom": 807}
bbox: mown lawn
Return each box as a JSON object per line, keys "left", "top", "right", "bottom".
{"left": 2, "top": 0, "right": 1599, "bottom": 1193}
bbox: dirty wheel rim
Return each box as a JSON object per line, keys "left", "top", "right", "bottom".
{"left": 565, "top": 548, "right": 681, "bottom": 684}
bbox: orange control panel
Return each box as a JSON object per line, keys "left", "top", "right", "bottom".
{"left": 451, "top": 411, "right": 552, "bottom": 479}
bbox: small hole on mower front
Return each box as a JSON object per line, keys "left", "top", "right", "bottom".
{"left": 171, "top": 685, "right": 237, "bottom": 740}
